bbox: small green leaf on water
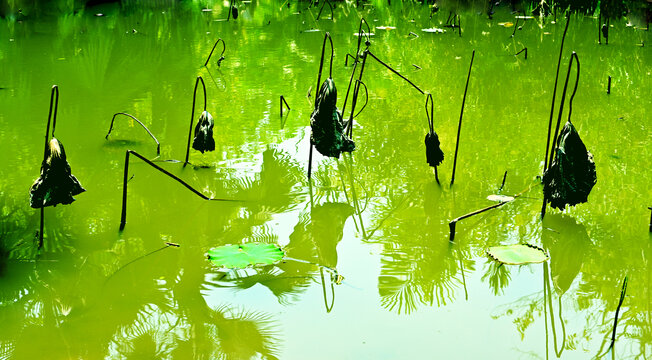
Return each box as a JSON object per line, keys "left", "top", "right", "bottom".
{"left": 207, "top": 243, "right": 285, "bottom": 269}
{"left": 486, "top": 244, "right": 549, "bottom": 265}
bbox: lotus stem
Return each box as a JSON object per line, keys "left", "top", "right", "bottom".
{"left": 450, "top": 50, "right": 475, "bottom": 186}
{"left": 120, "top": 150, "right": 238, "bottom": 230}
{"left": 280, "top": 95, "right": 290, "bottom": 117}
{"left": 548, "top": 52, "right": 580, "bottom": 169}
{"left": 39, "top": 85, "right": 60, "bottom": 248}
{"left": 499, "top": 171, "right": 507, "bottom": 191}
{"left": 448, "top": 182, "right": 535, "bottom": 241}
{"left": 105, "top": 112, "right": 161, "bottom": 156}
{"left": 607, "top": 76, "right": 611, "bottom": 94}
{"left": 345, "top": 51, "right": 369, "bottom": 139}
{"left": 543, "top": 15, "right": 570, "bottom": 174}
{"left": 308, "top": 32, "right": 335, "bottom": 180}
{"left": 204, "top": 38, "right": 226, "bottom": 67}
{"left": 515, "top": 47, "right": 527, "bottom": 59}
{"left": 315, "top": 32, "right": 334, "bottom": 102}
{"left": 366, "top": 51, "right": 425, "bottom": 95}
{"left": 184, "top": 76, "right": 207, "bottom": 166}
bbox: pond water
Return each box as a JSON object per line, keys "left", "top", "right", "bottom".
{"left": 0, "top": 1, "right": 650, "bottom": 359}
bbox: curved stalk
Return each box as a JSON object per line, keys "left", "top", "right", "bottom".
{"left": 184, "top": 76, "right": 207, "bottom": 166}
{"left": 105, "top": 112, "right": 161, "bottom": 156}
{"left": 204, "top": 38, "right": 226, "bottom": 67}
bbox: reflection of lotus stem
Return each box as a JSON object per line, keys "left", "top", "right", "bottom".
{"left": 544, "top": 262, "right": 566, "bottom": 357}
{"left": 120, "top": 150, "right": 237, "bottom": 231}
{"left": 204, "top": 38, "right": 226, "bottom": 67}
{"left": 541, "top": 52, "right": 580, "bottom": 219}
{"left": 609, "top": 276, "right": 629, "bottom": 351}
{"left": 315, "top": 0, "right": 333, "bottom": 21}
{"left": 320, "top": 267, "right": 335, "bottom": 313}
{"left": 39, "top": 85, "right": 60, "bottom": 249}
{"left": 105, "top": 242, "right": 180, "bottom": 284}
{"left": 184, "top": 76, "right": 207, "bottom": 166}
{"left": 105, "top": 112, "right": 161, "bottom": 156}
{"left": 543, "top": 16, "right": 570, "bottom": 174}
{"left": 450, "top": 50, "right": 475, "bottom": 186}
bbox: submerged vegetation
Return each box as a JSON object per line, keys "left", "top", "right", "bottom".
{"left": 0, "top": 0, "right": 650, "bottom": 358}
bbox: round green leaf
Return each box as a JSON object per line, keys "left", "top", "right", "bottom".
{"left": 486, "top": 244, "right": 549, "bottom": 265}
{"left": 207, "top": 243, "right": 285, "bottom": 269}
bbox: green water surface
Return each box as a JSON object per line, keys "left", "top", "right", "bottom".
{"left": 0, "top": 1, "right": 650, "bottom": 359}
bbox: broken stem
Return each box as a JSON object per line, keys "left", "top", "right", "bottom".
{"left": 449, "top": 182, "right": 535, "bottom": 241}
{"left": 120, "top": 150, "right": 237, "bottom": 231}
{"left": 366, "top": 50, "right": 425, "bottom": 95}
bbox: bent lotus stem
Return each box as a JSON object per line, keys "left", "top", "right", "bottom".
{"left": 543, "top": 15, "right": 570, "bottom": 174}
{"left": 366, "top": 51, "right": 424, "bottom": 95}
{"left": 342, "top": 18, "right": 371, "bottom": 117}
{"left": 449, "top": 181, "right": 535, "bottom": 241}
{"left": 549, "top": 52, "right": 580, "bottom": 167}
{"left": 345, "top": 50, "right": 369, "bottom": 139}
{"left": 352, "top": 80, "right": 368, "bottom": 118}
{"left": 39, "top": 85, "right": 60, "bottom": 249}
{"left": 184, "top": 76, "right": 207, "bottom": 166}
{"left": 450, "top": 49, "right": 475, "bottom": 186}
{"left": 105, "top": 112, "right": 161, "bottom": 156}
{"left": 541, "top": 51, "right": 580, "bottom": 219}
{"left": 515, "top": 47, "right": 527, "bottom": 59}
{"left": 425, "top": 93, "right": 439, "bottom": 184}
{"left": 120, "top": 150, "right": 238, "bottom": 231}
{"left": 204, "top": 38, "right": 226, "bottom": 67}
{"left": 280, "top": 95, "right": 290, "bottom": 117}
{"left": 315, "top": 32, "right": 334, "bottom": 103}
{"left": 308, "top": 32, "right": 335, "bottom": 180}
{"left": 425, "top": 93, "right": 434, "bottom": 133}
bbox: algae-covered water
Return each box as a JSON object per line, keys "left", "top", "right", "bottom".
{"left": 0, "top": 1, "right": 650, "bottom": 359}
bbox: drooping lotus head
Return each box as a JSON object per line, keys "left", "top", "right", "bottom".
{"left": 192, "top": 110, "right": 216, "bottom": 154}
{"left": 29, "top": 138, "right": 85, "bottom": 208}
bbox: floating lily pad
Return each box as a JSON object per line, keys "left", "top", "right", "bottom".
{"left": 207, "top": 243, "right": 285, "bottom": 269}
{"left": 486, "top": 194, "right": 515, "bottom": 203}
{"left": 487, "top": 244, "right": 549, "bottom": 265}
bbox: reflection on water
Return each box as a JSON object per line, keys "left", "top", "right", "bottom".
{"left": 0, "top": 1, "right": 650, "bottom": 358}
